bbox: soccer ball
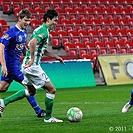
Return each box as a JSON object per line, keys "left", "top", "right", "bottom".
{"left": 67, "top": 107, "right": 83, "bottom": 122}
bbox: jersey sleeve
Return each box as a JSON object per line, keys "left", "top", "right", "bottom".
{"left": 0, "top": 29, "right": 15, "bottom": 47}
{"left": 32, "top": 27, "right": 48, "bottom": 43}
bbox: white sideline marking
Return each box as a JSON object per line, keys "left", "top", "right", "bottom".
{"left": 56, "top": 101, "right": 124, "bottom": 105}
{"left": 13, "top": 101, "right": 124, "bottom": 105}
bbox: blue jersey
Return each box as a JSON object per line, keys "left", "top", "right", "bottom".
{"left": 0, "top": 25, "right": 28, "bottom": 82}
{"left": 0, "top": 25, "right": 28, "bottom": 71}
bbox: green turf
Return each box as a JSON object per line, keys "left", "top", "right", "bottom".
{"left": 0, "top": 84, "right": 133, "bottom": 133}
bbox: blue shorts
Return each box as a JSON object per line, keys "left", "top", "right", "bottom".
{"left": 1, "top": 69, "right": 24, "bottom": 83}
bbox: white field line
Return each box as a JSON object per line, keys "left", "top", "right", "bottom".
{"left": 12, "top": 101, "right": 125, "bottom": 105}
{"left": 15, "top": 101, "right": 124, "bottom": 105}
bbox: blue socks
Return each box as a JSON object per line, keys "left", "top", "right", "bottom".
{"left": 26, "top": 96, "right": 41, "bottom": 115}
{"left": 129, "top": 89, "right": 133, "bottom": 105}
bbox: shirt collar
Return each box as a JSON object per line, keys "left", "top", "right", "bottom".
{"left": 15, "top": 25, "right": 25, "bottom": 32}
{"left": 42, "top": 23, "right": 50, "bottom": 31}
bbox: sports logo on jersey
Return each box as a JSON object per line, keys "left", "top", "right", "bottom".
{"left": 2, "top": 34, "right": 11, "bottom": 40}
{"left": 24, "top": 33, "right": 27, "bottom": 38}
{"left": 18, "top": 35, "right": 23, "bottom": 42}
{"left": 15, "top": 43, "right": 25, "bottom": 50}
{"left": 38, "top": 34, "right": 44, "bottom": 39}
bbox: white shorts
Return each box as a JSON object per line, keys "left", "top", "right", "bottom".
{"left": 22, "top": 65, "right": 50, "bottom": 89}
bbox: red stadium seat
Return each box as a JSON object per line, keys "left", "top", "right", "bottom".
{"left": 80, "top": 18, "right": 91, "bottom": 24}
{"left": 74, "top": 7, "right": 83, "bottom": 13}
{"left": 0, "top": 19, "right": 7, "bottom": 25}
{"left": 61, "top": 38, "right": 69, "bottom": 47}
{"left": 55, "top": 26, "right": 63, "bottom": 32}
{"left": 70, "top": 18, "right": 80, "bottom": 25}
{"left": 57, "top": 30, "right": 67, "bottom": 36}
{"left": 60, "top": 19, "right": 70, "bottom": 24}
{"left": 66, "top": 26, "right": 73, "bottom": 33}
{"left": 119, "top": 48, "right": 127, "bottom": 54}
{"left": 72, "top": 38, "right": 80, "bottom": 44}
{"left": 10, "top": 0, "right": 21, "bottom": 8}
{"left": 100, "top": 18, "right": 110, "bottom": 24}
{"left": 111, "top": 7, "right": 121, "bottom": 13}
{"left": 84, "top": 41, "right": 96, "bottom": 50}
{"left": 69, "top": 50, "right": 77, "bottom": 56}
{"left": 13, "top": 7, "right": 22, "bottom": 18}
{"left": 129, "top": 48, "right": 133, "bottom": 53}
{"left": 63, "top": 42, "right": 75, "bottom": 53}
{"left": 70, "top": 35, "right": 80, "bottom": 44}
{"left": 74, "top": 42, "right": 85, "bottom": 49}
{"left": 93, "top": 7, "right": 103, "bottom": 13}
{"left": 87, "top": 29, "right": 97, "bottom": 36}
{"left": 35, "top": 7, "right": 44, "bottom": 15}
{"left": 3, "top": 4, "right": 12, "bottom": 14}
{"left": 120, "top": 8, "right": 130, "bottom": 13}
{"left": 55, "top": 7, "right": 64, "bottom": 13}
{"left": 30, "top": 0, "right": 40, "bottom": 8}
{"left": 51, "top": 38, "right": 61, "bottom": 49}
{"left": 75, "top": 25, "right": 83, "bottom": 32}
{"left": 67, "top": 30, "right": 77, "bottom": 36}
{"left": 30, "top": 19, "right": 40, "bottom": 29}
{"left": 0, "top": 25, "right": 10, "bottom": 33}
{"left": 64, "top": 7, "right": 74, "bottom": 14}
{"left": 83, "top": 7, "right": 93, "bottom": 13}
{"left": 110, "top": 49, "right": 117, "bottom": 54}
{"left": 69, "top": 14, "right": 76, "bottom": 20}
{"left": 81, "top": 53, "right": 93, "bottom": 59}
{"left": 73, "top": 42, "right": 87, "bottom": 58}
{"left": 50, "top": 30, "right": 58, "bottom": 36}
{"left": 78, "top": 29, "right": 87, "bottom": 36}
{"left": 102, "top": 7, "right": 112, "bottom": 13}
{"left": 115, "top": 41, "right": 128, "bottom": 53}
{"left": 98, "top": 29, "right": 107, "bottom": 36}
{"left": 90, "top": 18, "right": 100, "bottom": 24}
{"left": 20, "top": 0, "right": 31, "bottom": 8}
{"left": 100, "top": 49, "right": 107, "bottom": 55}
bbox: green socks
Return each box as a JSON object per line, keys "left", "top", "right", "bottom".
{"left": 45, "top": 97, "right": 54, "bottom": 120}
{"left": 4, "top": 90, "right": 26, "bottom": 106}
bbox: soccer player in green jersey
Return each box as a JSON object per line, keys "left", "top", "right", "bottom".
{"left": 0, "top": 8, "right": 45, "bottom": 118}
{"left": 0, "top": 9, "right": 64, "bottom": 122}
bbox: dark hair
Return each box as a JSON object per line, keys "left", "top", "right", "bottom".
{"left": 43, "top": 9, "right": 58, "bottom": 22}
{"left": 18, "top": 8, "right": 32, "bottom": 19}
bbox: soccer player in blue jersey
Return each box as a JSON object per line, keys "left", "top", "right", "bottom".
{"left": 0, "top": 8, "right": 45, "bottom": 118}
{"left": 122, "top": 89, "right": 133, "bottom": 113}
{"left": 0, "top": 8, "right": 64, "bottom": 122}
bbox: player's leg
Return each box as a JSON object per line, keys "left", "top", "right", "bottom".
{"left": 122, "top": 89, "right": 133, "bottom": 113}
{"left": 22, "top": 69, "right": 46, "bottom": 117}
{"left": 0, "top": 81, "right": 11, "bottom": 116}
{"left": 43, "top": 82, "right": 63, "bottom": 122}
{"left": 24, "top": 65, "right": 63, "bottom": 122}
{"left": 26, "top": 96, "right": 46, "bottom": 117}
{"left": 15, "top": 69, "right": 45, "bottom": 117}
{"left": 0, "top": 88, "right": 30, "bottom": 117}
{"left": 0, "top": 81, "right": 11, "bottom": 92}
{"left": 26, "top": 86, "right": 46, "bottom": 118}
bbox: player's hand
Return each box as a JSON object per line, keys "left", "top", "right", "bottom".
{"left": 1, "top": 65, "right": 8, "bottom": 77}
{"left": 23, "top": 60, "right": 34, "bottom": 69}
{"left": 56, "top": 56, "right": 65, "bottom": 65}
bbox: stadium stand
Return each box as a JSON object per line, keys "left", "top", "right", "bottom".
{"left": 0, "top": 0, "right": 133, "bottom": 68}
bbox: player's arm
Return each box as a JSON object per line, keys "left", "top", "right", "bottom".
{"left": 23, "top": 38, "right": 38, "bottom": 68}
{"left": 0, "top": 43, "right": 8, "bottom": 76}
{"left": 44, "top": 49, "right": 64, "bottom": 64}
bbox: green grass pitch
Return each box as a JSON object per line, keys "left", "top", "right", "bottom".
{"left": 0, "top": 84, "right": 133, "bottom": 133}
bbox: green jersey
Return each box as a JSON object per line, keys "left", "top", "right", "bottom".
{"left": 23, "top": 24, "right": 50, "bottom": 65}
